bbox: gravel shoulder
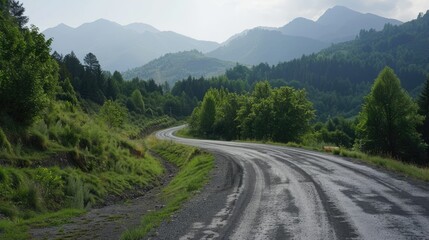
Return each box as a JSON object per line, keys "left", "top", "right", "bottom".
{"left": 29, "top": 156, "right": 177, "bottom": 240}
{"left": 149, "top": 150, "right": 242, "bottom": 240}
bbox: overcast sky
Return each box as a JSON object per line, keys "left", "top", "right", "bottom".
{"left": 20, "top": 0, "right": 429, "bottom": 43}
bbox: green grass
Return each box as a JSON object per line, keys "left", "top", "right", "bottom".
{"left": 0, "top": 208, "right": 84, "bottom": 240}
{"left": 337, "top": 149, "right": 429, "bottom": 181}
{"left": 174, "top": 127, "right": 195, "bottom": 139}
{"left": 121, "top": 137, "right": 214, "bottom": 240}
{"left": 0, "top": 102, "right": 171, "bottom": 239}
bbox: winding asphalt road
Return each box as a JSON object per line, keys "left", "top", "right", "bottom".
{"left": 155, "top": 126, "right": 429, "bottom": 240}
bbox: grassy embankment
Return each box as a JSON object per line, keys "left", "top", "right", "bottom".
{"left": 121, "top": 136, "right": 214, "bottom": 240}
{"left": 0, "top": 101, "right": 176, "bottom": 239}
{"left": 177, "top": 127, "right": 429, "bottom": 182}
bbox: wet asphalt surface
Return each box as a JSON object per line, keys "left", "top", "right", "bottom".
{"left": 154, "top": 126, "right": 429, "bottom": 240}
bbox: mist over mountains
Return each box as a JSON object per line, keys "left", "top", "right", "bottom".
{"left": 44, "top": 19, "right": 219, "bottom": 72}
{"left": 44, "top": 6, "right": 402, "bottom": 80}
{"left": 208, "top": 6, "right": 402, "bottom": 65}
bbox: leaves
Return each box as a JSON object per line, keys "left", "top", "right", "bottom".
{"left": 0, "top": 14, "right": 58, "bottom": 126}
{"left": 190, "top": 82, "right": 315, "bottom": 143}
{"left": 357, "top": 67, "right": 426, "bottom": 163}
{"left": 99, "top": 100, "right": 128, "bottom": 128}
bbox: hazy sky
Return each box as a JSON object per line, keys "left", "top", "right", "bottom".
{"left": 20, "top": 0, "right": 429, "bottom": 43}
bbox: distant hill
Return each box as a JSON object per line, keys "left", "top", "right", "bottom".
{"left": 207, "top": 6, "right": 402, "bottom": 65}
{"left": 224, "top": 10, "right": 429, "bottom": 120}
{"left": 43, "top": 19, "right": 219, "bottom": 72}
{"left": 122, "top": 50, "right": 235, "bottom": 85}
{"left": 279, "top": 6, "right": 403, "bottom": 43}
{"left": 207, "top": 29, "right": 329, "bottom": 65}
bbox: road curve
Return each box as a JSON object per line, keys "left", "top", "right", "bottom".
{"left": 155, "top": 126, "right": 429, "bottom": 240}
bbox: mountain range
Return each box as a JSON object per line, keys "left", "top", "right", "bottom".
{"left": 45, "top": 6, "right": 402, "bottom": 81}
{"left": 208, "top": 6, "right": 402, "bottom": 65}
{"left": 43, "top": 19, "right": 219, "bottom": 72}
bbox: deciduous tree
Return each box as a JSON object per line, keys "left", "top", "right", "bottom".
{"left": 356, "top": 67, "right": 426, "bottom": 163}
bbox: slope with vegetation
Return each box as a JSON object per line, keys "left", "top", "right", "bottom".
{"left": 279, "top": 6, "right": 402, "bottom": 43}
{"left": 182, "top": 12, "right": 429, "bottom": 168}
{"left": 0, "top": 2, "right": 213, "bottom": 239}
{"left": 207, "top": 29, "right": 329, "bottom": 65}
{"left": 122, "top": 50, "right": 235, "bottom": 85}
{"left": 207, "top": 6, "right": 402, "bottom": 66}
{"left": 195, "top": 11, "right": 429, "bottom": 120}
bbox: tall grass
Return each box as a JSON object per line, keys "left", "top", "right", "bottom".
{"left": 0, "top": 102, "right": 168, "bottom": 239}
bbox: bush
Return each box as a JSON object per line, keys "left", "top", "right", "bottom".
{"left": 99, "top": 100, "right": 128, "bottom": 128}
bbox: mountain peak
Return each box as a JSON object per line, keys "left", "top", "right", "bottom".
{"left": 49, "top": 23, "right": 73, "bottom": 31}
{"left": 124, "top": 22, "right": 160, "bottom": 34}
{"left": 79, "top": 18, "right": 122, "bottom": 29}
{"left": 317, "top": 5, "right": 362, "bottom": 26}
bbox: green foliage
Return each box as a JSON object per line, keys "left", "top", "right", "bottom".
{"left": 0, "top": 14, "right": 59, "bottom": 126}
{"left": 99, "top": 100, "right": 128, "bottom": 128}
{"left": 57, "top": 78, "right": 78, "bottom": 105}
{"left": 130, "top": 89, "right": 145, "bottom": 113}
{"left": 313, "top": 117, "right": 357, "bottom": 148}
{"left": 356, "top": 67, "right": 426, "bottom": 164}
{"left": 122, "top": 50, "right": 235, "bottom": 86}
{"left": 189, "top": 82, "right": 315, "bottom": 143}
{"left": 198, "top": 91, "right": 216, "bottom": 135}
{"left": 34, "top": 168, "right": 64, "bottom": 209}
{"left": 418, "top": 77, "right": 429, "bottom": 160}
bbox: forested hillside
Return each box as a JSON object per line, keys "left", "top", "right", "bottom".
{"left": 207, "top": 6, "right": 401, "bottom": 66}
{"left": 0, "top": 2, "right": 190, "bottom": 238}
{"left": 122, "top": 50, "right": 235, "bottom": 85}
{"left": 211, "top": 11, "right": 429, "bottom": 120}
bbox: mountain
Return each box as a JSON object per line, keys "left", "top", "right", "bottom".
{"left": 43, "top": 19, "right": 220, "bottom": 72}
{"left": 222, "top": 10, "right": 429, "bottom": 120}
{"left": 207, "top": 6, "right": 402, "bottom": 65}
{"left": 207, "top": 29, "right": 329, "bottom": 65}
{"left": 279, "top": 6, "right": 403, "bottom": 43}
{"left": 122, "top": 50, "right": 236, "bottom": 85}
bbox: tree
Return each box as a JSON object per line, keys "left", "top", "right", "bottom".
{"left": 270, "top": 87, "right": 315, "bottom": 143}
{"left": 57, "top": 78, "right": 78, "bottom": 105}
{"left": 130, "top": 89, "right": 145, "bottom": 113}
{"left": 252, "top": 81, "right": 271, "bottom": 100}
{"left": 0, "top": 14, "right": 58, "bottom": 126}
{"left": 8, "top": 0, "right": 28, "bottom": 29}
{"left": 356, "top": 67, "right": 426, "bottom": 163}
{"left": 83, "top": 53, "right": 100, "bottom": 72}
{"left": 199, "top": 91, "right": 216, "bottom": 135}
{"left": 99, "top": 100, "right": 127, "bottom": 128}
{"left": 418, "top": 77, "right": 429, "bottom": 160}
